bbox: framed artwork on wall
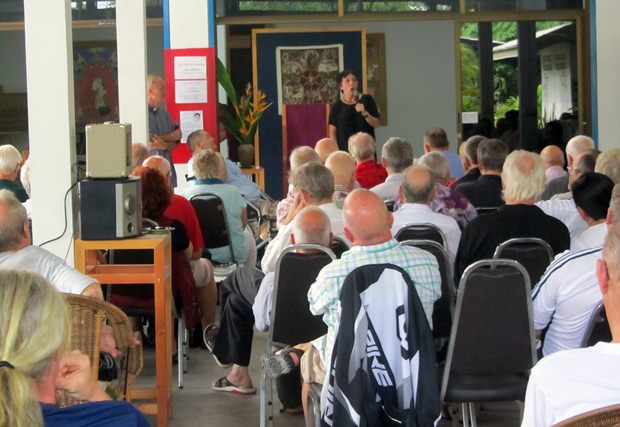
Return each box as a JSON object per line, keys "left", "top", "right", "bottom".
{"left": 73, "top": 41, "right": 119, "bottom": 130}
{"left": 367, "top": 33, "right": 387, "bottom": 125}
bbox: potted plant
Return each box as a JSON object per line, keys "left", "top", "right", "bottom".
{"left": 216, "top": 58, "right": 272, "bottom": 168}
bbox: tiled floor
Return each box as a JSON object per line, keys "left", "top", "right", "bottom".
{"left": 135, "top": 331, "right": 521, "bottom": 426}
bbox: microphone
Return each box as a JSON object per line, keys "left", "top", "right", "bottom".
{"left": 352, "top": 90, "right": 360, "bottom": 103}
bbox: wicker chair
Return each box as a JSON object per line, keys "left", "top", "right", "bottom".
{"left": 59, "top": 294, "right": 143, "bottom": 407}
{"left": 553, "top": 403, "right": 620, "bottom": 426}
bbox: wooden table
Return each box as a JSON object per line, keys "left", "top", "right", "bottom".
{"left": 241, "top": 166, "right": 265, "bottom": 191}
{"left": 74, "top": 234, "right": 173, "bottom": 427}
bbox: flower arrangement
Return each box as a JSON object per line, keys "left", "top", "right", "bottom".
{"left": 217, "top": 58, "right": 272, "bottom": 145}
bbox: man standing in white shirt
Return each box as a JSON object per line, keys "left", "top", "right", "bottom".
{"left": 523, "top": 221, "right": 620, "bottom": 426}
{"left": 391, "top": 165, "right": 461, "bottom": 264}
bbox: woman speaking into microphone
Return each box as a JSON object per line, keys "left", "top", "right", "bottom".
{"left": 328, "top": 69, "right": 381, "bottom": 151}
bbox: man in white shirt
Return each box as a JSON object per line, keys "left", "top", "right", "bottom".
{"left": 523, "top": 221, "right": 620, "bottom": 426}
{"left": 370, "top": 137, "right": 413, "bottom": 202}
{"left": 391, "top": 165, "right": 461, "bottom": 264}
{"left": 571, "top": 172, "right": 613, "bottom": 251}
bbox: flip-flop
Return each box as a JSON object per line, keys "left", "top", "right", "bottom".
{"left": 203, "top": 323, "right": 219, "bottom": 352}
{"left": 211, "top": 376, "right": 256, "bottom": 395}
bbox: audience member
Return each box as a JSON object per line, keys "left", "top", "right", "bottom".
{"left": 131, "top": 143, "right": 149, "bottom": 173}
{"left": 0, "top": 190, "right": 102, "bottom": 299}
{"left": 540, "top": 144, "right": 567, "bottom": 183}
{"left": 0, "top": 144, "right": 27, "bottom": 202}
{"left": 416, "top": 152, "right": 477, "bottom": 229}
{"left": 454, "top": 150, "right": 570, "bottom": 281}
{"left": 20, "top": 156, "right": 32, "bottom": 218}
{"left": 532, "top": 183, "right": 620, "bottom": 357}
{"left": 450, "top": 134, "right": 484, "bottom": 188}
{"left": 276, "top": 146, "right": 321, "bottom": 229}
{"left": 0, "top": 269, "right": 149, "bottom": 427}
{"left": 391, "top": 165, "right": 461, "bottom": 264}
{"left": 186, "top": 130, "right": 262, "bottom": 202}
{"left": 522, "top": 222, "right": 620, "bottom": 426}
{"left": 314, "top": 137, "right": 338, "bottom": 163}
{"left": 209, "top": 207, "right": 331, "bottom": 405}
{"left": 370, "top": 137, "right": 413, "bottom": 202}
{"left": 595, "top": 147, "right": 620, "bottom": 185}
{"left": 571, "top": 172, "right": 614, "bottom": 251}
{"left": 348, "top": 132, "right": 387, "bottom": 189}
{"left": 541, "top": 135, "right": 595, "bottom": 200}
{"left": 324, "top": 151, "right": 356, "bottom": 207}
{"left": 147, "top": 74, "right": 180, "bottom": 187}
{"left": 423, "top": 127, "right": 464, "bottom": 180}
{"left": 453, "top": 138, "right": 508, "bottom": 208}
{"left": 184, "top": 150, "right": 256, "bottom": 268}
{"left": 143, "top": 155, "right": 216, "bottom": 328}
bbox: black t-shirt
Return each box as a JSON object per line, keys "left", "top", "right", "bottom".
{"left": 329, "top": 94, "right": 379, "bottom": 151}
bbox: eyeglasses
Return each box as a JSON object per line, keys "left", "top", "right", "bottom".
{"left": 568, "top": 166, "right": 582, "bottom": 176}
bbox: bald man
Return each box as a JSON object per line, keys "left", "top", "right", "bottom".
{"left": 314, "top": 137, "right": 338, "bottom": 163}
{"left": 185, "top": 130, "right": 261, "bottom": 202}
{"left": 307, "top": 189, "right": 441, "bottom": 377}
{"left": 325, "top": 150, "right": 356, "bottom": 207}
{"left": 541, "top": 135, "right": 595, "bottom": 200}
{"left": 143, "top": 155, "right": 217, "bottom": 327}
{"left": 541, "top": 144, "right": 567, "bottom": 183}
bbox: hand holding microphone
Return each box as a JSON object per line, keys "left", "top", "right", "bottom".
{"left": 353, "top": 90, "right": 369, "bottom": 118}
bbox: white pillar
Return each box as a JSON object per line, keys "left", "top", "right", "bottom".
{"left": 116, "top": 0, "right": 149, "bottom": 145}
{"left": 24, "top": 0, "right": 76, "bottom": 261}
{"left": 168, "top": 0, "right": 211, "bottom": 49}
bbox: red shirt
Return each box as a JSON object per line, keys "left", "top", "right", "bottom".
{"left": 164, "top": 194, "right": 204, "bottom": 251}
{"left": 355, "top": 159, "right": 387, "bottom": 189}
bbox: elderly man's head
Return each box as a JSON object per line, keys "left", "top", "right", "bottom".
{"left": 595, "top": 148, "right": 620, "bottom": 185}
{"left": 343, "top": 189, "right": 393, "bottom": 245}
{"left": 290, "top": 146, "right": 321, "bottom": 171}
{"left": 541, "top": 145, "right": 565, "bottom": 169}
{"left": 401, "top": 165, "right": 435, "bottom": 205}
{"left": 0, "top": 189, "right": 29, "bottom": 251}
{"left": 325, "top": 151, "right": 356, "bottom": 190}
{"left": 314, "top": 138, "right": 338, "bottom": 163}
{"left": 131, "top": 143, "right": 149, "bottom": 169}
{"left": 142, "top": 155, "right": 172, "bottom": 185}
{"left": 572, "top": 172, "right": 614, "bottom": 223}
{"left": 381, "top": 137, "right": 413, "bottom": 174}
{"left": 417, "top": 151, "right": 450, "bottom": 185}
{"left": 147, "top": 74, "right": 166, "bottom": 108}
{"left": 193, "top": 150, "right": 227, "bottom": 181}
{"left": 289, "top": 161, "right": 334, "bottom": 204}
{"left": 0, "top": 145, "right": 22, "bottom": 180}
{"left": 187, "top": 130, "right": 217, "bottom": 154}
{"left": 478, "top": 138, "right": 509, "bottom": 173}
{"left": 597, "top": 223, "right": 620, "bottom": 314}
{"left": 291, "top": 205, "right": 332, "bottom": 247}
{"left": 348, "top": 132, "right": 376, "bottom": 163}
{"left": 460, "top": 135, "right": 485, "bottom": 171}
{"left": 569, "top": 149, "right": 599, "bottom": 188}
{"left": 565, "top": 135, "right": 595, "bottom": 167}
{"left": 501, "top": 150, "right": 545, "bottom": 203}
{"left": 423, "top": 127, "right": 450, "bottom": 152}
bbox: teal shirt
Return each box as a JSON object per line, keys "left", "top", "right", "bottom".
{"left": 0, "top": 179, "right": 28, "bottom": 202}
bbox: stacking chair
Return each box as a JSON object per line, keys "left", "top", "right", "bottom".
{"left": 394, "top": 223, "right": 446, "bottom": 247}
{"left": 260, "top": 244, "right": 335, "bottom": 427}
{"left": 493, "top": 237, "right": 554, "bottom": 286}
{"left": 581, "top": 302, "right": 612, "bottom": 347}
{"left": 401, "top": 239, "right": 455, "bottom": 363}
{"left": 553, "top": 403, "right": 620, "bottom": 427}
{"left": 329, "top": 236, "right": 350, "bottom": 259}
{"left": 475, "top": 206, "right": 501, "bottom": 216}
{"left": 441, "top": 259, "right": 536, "bottom": 427}
{"left": 60, "top": 294, "right": 142, "bottom": 407}
{"left": 190, "top": 192, "right": 238, "bottom": 279}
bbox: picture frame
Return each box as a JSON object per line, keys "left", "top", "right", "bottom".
{"left": 367, "top": 33, "right": 388, "bottom": 125}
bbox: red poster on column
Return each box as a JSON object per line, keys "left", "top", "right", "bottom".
{"left": 163, "top": 48, "right": 217, "bottom": 164}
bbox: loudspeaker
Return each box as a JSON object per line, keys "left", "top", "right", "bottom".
{"left": 85, "top": 123, "right": 132, "bottom": 178}
{"left": 79, "top": 177, "right": 142, "bottom": 240}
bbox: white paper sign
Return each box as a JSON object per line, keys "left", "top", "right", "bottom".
{"left": 180, "top": 110, "right": 203, "bottom": 142}
{"left": 175, "top": 80, "right": 207, "bottom": 104}
{"left": 461, "top": 111, "right": 479, "bottom": 124}
{"left": 174, "top": 56, "right": 207, "bottom": 80}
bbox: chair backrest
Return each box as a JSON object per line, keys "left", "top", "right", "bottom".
{"left": 270, "top": 244, "right": 335, "bottom": 347}
{"left": 189, "top": 192, "right": 236, "bottom": 263}
{"left": 581, "top": 302, "right": 612, "bottom": 347}
{"left": 476, "top": 206, "right": 500, "bottom": 215}
{"left": 441, "top": 259, "right": 536, "bottom": 401}
{"left": 401, "top": 239, "right": 455, "bottom": 341}
{"left": 552, "top": 403, "right": 620, "bottom": 427}
{"left": 493, "top": 237, "right": 554, "bottom": 286}
{"left": 329, "top": 236, "right": 350, "bottom": 259}
{"left": 394, "top": 223, "right": 446, "bottom": 247}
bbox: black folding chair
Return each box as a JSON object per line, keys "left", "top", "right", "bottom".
{"left": 260, "top": 244, "right": 335, "bottom": 427}
{"left": 580, "top": 302, "right": 611, "bottom": 347}
{"left": 394, "top": 223, "right": 446, "bottom": 247}
{"left": 441, "top": 259, "right": 536, "bottom": 427}
{"left": 493, "top": 237, "right": 554, "bottom": 286}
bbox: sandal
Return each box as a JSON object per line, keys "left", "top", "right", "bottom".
{"left": 203, "top": 323, "right": 219, "bottom": 352}
{"left": 263, "top": 347, "right": 304, "bottom": 378}
{"left": 211, "top": 376, "right": 256, "bottom": 395}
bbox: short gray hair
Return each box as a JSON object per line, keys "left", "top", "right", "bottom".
{"left": 417, "top": 152, "right": 450, "bottom": 180}
{"left": 292, "top": 206, "right": 331, "bottom": 246}
{"left": 566, "top": 135, "right": 595, "bottom": 159}
{"left": 20, "top": 158, "right": 31, "bottom": 197}
{"left": 609, "top": 184, "right": 620, "bottom": 225}
{"left": 290, "top": 161, "right": 334, "bottom": 202}
{"left": 290, "top": 146, "right": 320, "bottom": 171}
{"left": 0, "top": 145, "right": 22, "bottom": 175}
{"left": 462, "top": 135, "right": 486, "bottom": 164}
{"left": 348, "top": 132, "right": 375, "bottom": 162}
{"left": 402, "top": 165, "right": 435, "bottom": 204}
{"left": 478, "top": 138, "right": 509, "bottom": 172}
{"left": 502, "top": 150, "right": 545, "bottom": 202}
{"left": 595, "top": 148, "right": 620, "bottom": 184}
{"left": 0, "top": 189, "right": 28, "bottom": 251}
{"left": 382, "top": 137, "right": 413, "bottom": 172}
{"left": 193, "top": 150, "right": 226, "bottom": 180}
{"left": 603, "top": 222, "right": 620, "bottom": 280}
